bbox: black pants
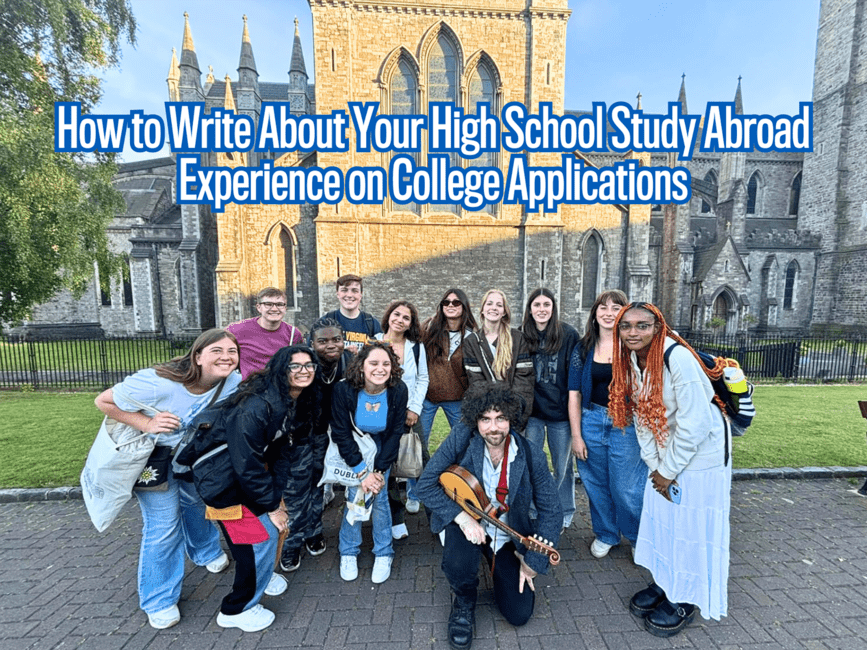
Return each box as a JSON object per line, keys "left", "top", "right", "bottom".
{"left": 217, "top": 520, "right": 267, "bottom": 616}
{"left": 441, "top": 522, "right": 535, "bottom": 626}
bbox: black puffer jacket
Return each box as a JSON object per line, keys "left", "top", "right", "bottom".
{"left": 180, "top": 381, "right": 319, "bottom": 514}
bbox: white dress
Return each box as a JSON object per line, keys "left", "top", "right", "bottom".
{"left": 631, "top": 339, "right": 731, "bottom": 620}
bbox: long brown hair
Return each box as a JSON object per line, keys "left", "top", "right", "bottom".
{"left": 521, "top": 287, "right": 564, "bottom": 354}
{"left": 580, "top": 289, "right": 628, "bottom": 356}
{"left": 422, "top": 287, "right": 477, "bottom": 363}
{"left": 608, "top": 302, "right": 726, "bottom": 447}
{"left": 154, "top": 328, "right": 238, "bottom": 389}
{"left": 478, "top": 289, "right": 513, "bottom": 380}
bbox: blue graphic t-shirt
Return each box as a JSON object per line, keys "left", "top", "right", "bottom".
{"left": 354, "top": 389, "right": 388, "bottom": 434}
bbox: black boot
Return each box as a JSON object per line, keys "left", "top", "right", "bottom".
{"left": 447, "top": 594, "right": 475, "bottom": 650}
{"left": 857, "top": 478, "right": 867, "bottom": 496}
{"left": 644, "top": 599, "right": 695, "bottom": 638}
{"left": 629, "top": 582, "right": 665, "bottom": 618}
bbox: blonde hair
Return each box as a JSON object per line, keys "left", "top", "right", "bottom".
{"left": 478, "top": 289, "right": 513, "bottom": 380}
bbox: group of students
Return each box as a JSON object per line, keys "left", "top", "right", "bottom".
{"left": 95, "top": 276, "right": 733, "bottom": 644}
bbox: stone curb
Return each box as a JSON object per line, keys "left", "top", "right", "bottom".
{"left": 3, "top": 466, "right": 866, "bottom": 503}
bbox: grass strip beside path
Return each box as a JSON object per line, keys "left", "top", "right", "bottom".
{"left": 1, "top": 385, "right": 865, "bottom": 489}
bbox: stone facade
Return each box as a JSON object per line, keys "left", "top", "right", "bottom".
{"left": 18, "top": 0, "right": 864, "bottom": 337}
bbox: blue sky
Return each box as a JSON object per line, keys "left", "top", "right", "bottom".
{"left": 99, "top": 0, "right": 821, "bottom": 162}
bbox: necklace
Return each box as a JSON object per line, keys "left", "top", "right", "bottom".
{"left": 320, "top": 363, "right": 338, "bottom": 385}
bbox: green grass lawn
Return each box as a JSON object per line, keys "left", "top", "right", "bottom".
{"left": 0, "top": 385, "right": 865, "bottom": 488}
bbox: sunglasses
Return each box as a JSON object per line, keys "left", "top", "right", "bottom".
{"left": 441, "top": 299, "right": 463, "bottom": 308}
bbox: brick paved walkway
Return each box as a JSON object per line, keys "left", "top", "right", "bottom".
{"left": 1, "top": 478, "right": 865, "bottom": 649}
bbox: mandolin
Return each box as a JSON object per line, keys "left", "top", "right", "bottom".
{"left": 439, "top": 465, "right": 560, "bottom": 565}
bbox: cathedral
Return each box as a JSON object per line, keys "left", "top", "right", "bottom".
{"left": 24, "top": 0, "right": 867, "bottom": 338}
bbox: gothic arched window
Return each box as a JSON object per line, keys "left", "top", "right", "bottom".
{"left": 789, "top": 172, "right": 801, "bottom": 216}
{"left": 467, "top": 59, "right": 496, "bottom": 213}
{"left": 783, "top": 260, "right": 799, "bottom": 309}
{"left": 701, "top": 170, "right": 717, "bottom": 213}
{"left": 746, "top": 172, "right": 760, "bottom": 214}
{"left": 428, "top": 34, "right": 460, "bottom": 213}
{"left": 581, "top": 233, "right": 602, "bottom": 308}
{"left": 276, "top": 227, "right": 297, "bottom": 309}
{"left": 391, "top": 58, "right": 420, "bottom": 214}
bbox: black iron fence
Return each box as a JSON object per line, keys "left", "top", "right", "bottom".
{"left": 678, "top": 333, "right": 867, "bottom": 382}
{"left": 0, "top": 336, "right": 196, "bottom": 390}
{"left": 0, "top": 332, "right": 865, "bottom": 390}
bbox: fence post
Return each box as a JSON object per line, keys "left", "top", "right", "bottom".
{"left": 99, "top": 338, "right": 110, "bottom": 390}
{"left": 26, "top": 338, "right": 38, "bottom": 389}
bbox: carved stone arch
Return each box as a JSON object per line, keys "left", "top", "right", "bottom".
{"left": 464, "top": 50, "right": 503, "bottom": 100}
{"left": 578, "top": 230, "right": 606, "bottom": 309}
{"left": 788, "top": 170, "right": 802, "bottom": 216}
{"left": 746, "top": 169, "right": 763, "bottom": 215}
{"left": 759, "top": 254, "right": 779, "bottom": 328}
{"left": 709, "top": 284, "right": 738, "bottom": 334}
{"left": 783, "top": 258, "right": 800, "bottom": 309}
{"left": 417, "top": 21, "right": 465, "bottom": 86}
{"left": 264, "top": 222, "right": 299, "bottom": 309}
{"left": 700, "top": 169, "right": 718, "bottom": 213}
{"left": 377, "top": 46, "right": 421, "bottom": 89}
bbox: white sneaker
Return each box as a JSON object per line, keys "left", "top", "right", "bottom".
{"left": 371, "top": 555, "right": 393, "bottom": 584}
{"left": 392, "top": 523, "right": 409, "bottom": 540}
{"left": 264, "top": 572, "right": 287, "bottom": 596}
{"left": 590, "top": 538, "right": 614, "bottom": 558}
{"left": 323, "top": 483, "right": 335, "bottom": 507}
{"left": 405, "top": 498, "right": 420, "bottom": 513}
{"left": 340, "top": 555, "right": 358, "bottom": 581}
{"left": 205, "top": 552, "right": 229, "bottom": 573}
{"left": 216, "top": 604, "right": 275, "bottom": 632}
{"left": 147, "top": 604, "right": 180, "bottom": 629}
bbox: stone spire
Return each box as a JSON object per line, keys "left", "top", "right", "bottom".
{"left": 677, "top": 73, "right": 688, "bottom": 114}
{"left": 237, "top": 14, "right": 258, "bottom": 87}
{"left": 224, "top": 74, "right": 236, "bottom": 111}
{"left": 166, "top": 47, "right": 180, "bottom": 101}
{"left": 290, "top": 17, "right": 307, "bottom": 76}
{"left": 636, "top": 91, "right": 642, "bottom": 110}
{"left": 178, "top": 12, "right": 204, "bottom": 100}
{"left": 734, "top": 76, "right": 743, "bottom": 115}
{"left": 288, "top": 17, "right": 309, "bottom": 114}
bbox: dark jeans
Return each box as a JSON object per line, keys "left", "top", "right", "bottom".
{"left": 441, "top": 523, "right": 535, "bottom": 626}
{"left": 282, "top": 433, "right": 329, "bottom": 552}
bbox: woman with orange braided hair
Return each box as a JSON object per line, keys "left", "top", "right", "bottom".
{"left": 609, "top": 302, "right": 731, "bottom": 638}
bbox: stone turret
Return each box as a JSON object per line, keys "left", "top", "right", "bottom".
{"left": 166, "top": 47, "right": 179, "bottom": 102}
{"left": 717, "top": 78, "right": 748, "bottom": 243}
{"left": 235, "top": 15, "right": 261, "bottom": 165}
{"left": 178, "top": 13, "right": 204, "bottom": 102}
{"left": 204, "top": 65, "right": 215, "bottom": 95}
{"left": 288, "top": 17, "right": 310, "bottom": 115}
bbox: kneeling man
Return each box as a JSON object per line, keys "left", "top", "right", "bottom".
{"left": 416, "top": 384, "right": 562, "bottom": 649}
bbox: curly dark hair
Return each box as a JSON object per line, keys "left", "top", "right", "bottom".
{"left": 344, "top": 341, "right": 404, "bottom": 390}
{"left": 226, "top": 345, "right": 322, "bottom": 421}
{"left": 460, "top": 383, "right": 524, "bottom": 428}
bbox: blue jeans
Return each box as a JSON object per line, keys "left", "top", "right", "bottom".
{"left": 575, "top": 403, "right": 646, "bottom": 546}
{"left": 408, "top": 399, "right": 463, "bottom": 501}
{"left": 340, "top": 468, "right": 393, "bottom": 558}
{"left": 525, "top": 417, "right": 575, "bottom": 527}
{"left": 134, "top": 470, "right": 225, "bottom": 614}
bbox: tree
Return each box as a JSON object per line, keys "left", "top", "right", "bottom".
{"left": 0, "top": 0, "right": 136, "bottom": 324}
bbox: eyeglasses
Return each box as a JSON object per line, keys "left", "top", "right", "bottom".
{"left": 288, "top": 362, "right": 317, "bottom": 373}
{"left": 260, "top": 301, "right": 287, "bottom": 308}
{"left": 618, "top": 322, "right": 656, "bottom": 333}
{"left": 441, "top": 299, "right": 463, "bottom": 308}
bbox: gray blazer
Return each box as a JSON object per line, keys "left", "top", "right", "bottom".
{"left": 416, "top": 421, "right": 562, "bottom": 575}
